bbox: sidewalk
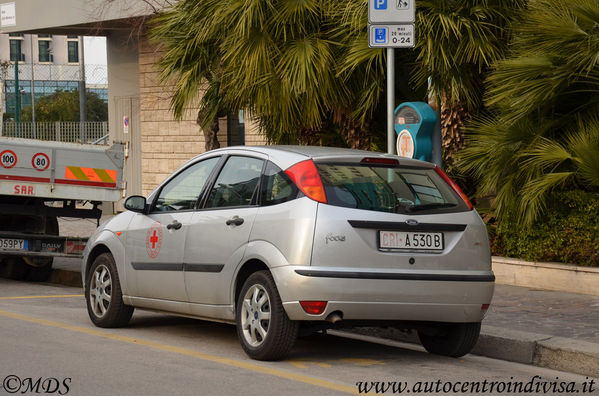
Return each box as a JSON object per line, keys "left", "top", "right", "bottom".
{"left": 51, "top": 217, "right": 599, "bottom": 378}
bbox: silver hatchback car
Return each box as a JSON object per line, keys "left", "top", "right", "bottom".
{"left": 82, "top": 146, "right": 494, "bottom": 360}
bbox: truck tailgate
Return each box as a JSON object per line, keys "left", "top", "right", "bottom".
{"left": 0, "top": 138, "right": 124, "bottom": 202}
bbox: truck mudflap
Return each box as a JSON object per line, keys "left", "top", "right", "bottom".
{"left": 0, "top": 231, "right": 87, "bottom": 258}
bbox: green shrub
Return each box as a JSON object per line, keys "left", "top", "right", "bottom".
{"left": 488, "top": 190, "right": 599, "bottom": 266}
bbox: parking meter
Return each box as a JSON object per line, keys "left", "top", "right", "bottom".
{"left": 394, "top": 102, "right": 437, "bottom": 162}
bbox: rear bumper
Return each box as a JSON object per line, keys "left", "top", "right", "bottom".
{"left": 272, "top": 266, "right": 494, "bottom": 323}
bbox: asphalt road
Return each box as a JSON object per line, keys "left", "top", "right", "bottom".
{"left": 0, "top": 279, "right": 596, "bottom": 396}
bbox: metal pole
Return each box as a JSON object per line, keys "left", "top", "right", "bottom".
{"left": 30, "top": 34, "right": 36, "bottom": 138}
{"left": 14, "top": 59, "right": 20, "bottom": 137}
{"left": 78, "top": 36, "right": 87, "bottom": 143}
{"left": 431, "top": 109, "right": 442, "bottom": 168}
{"left": 386, "top": 48, "right": 395, "bottom": 154}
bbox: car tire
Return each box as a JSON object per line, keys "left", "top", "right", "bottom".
{"left": 85, "top": 252, "right": 133, "bottom": 328}
{"left": 418, "top": 322, "right": 481, "bottom": 358}
{"left": 236, "top": 270, "right": 298, "bottom": 361}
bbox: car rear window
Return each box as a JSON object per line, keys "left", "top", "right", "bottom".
{"left": 315, "top": 163, "right": 469, "bottom": 214}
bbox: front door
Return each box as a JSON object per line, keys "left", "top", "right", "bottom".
{"left": 125, "top": 156, "right": 221, "bottom": 301}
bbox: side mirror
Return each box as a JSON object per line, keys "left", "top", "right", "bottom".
{"left": 124, "top": 195, "right": 147, "bottom": 213}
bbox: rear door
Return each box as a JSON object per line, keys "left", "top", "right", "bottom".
{"left": 184, "top": 155, "right": 265, "bottom": 305}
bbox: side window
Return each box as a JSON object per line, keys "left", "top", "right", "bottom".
{"left": 260, "top": 162, "right": 299, "bottom": 206}
{"left": 205, "top": 156, "right": 264, "bottom": 208}
{"left": 153, "top": 157, "right": 220, "bottom": 212}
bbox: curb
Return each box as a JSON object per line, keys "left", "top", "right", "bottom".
{"left": 47, "top": 268, "right": 599, "bottom": 378}
{"left": 349, "top": 326, "right": 599, "bottom": 378}
{"left": 48, "top": 268, "right": 82, "bottom": 288}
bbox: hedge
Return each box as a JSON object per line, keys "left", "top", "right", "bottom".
{"left": 488, "top": 190, "right": 599, "bottom": 266}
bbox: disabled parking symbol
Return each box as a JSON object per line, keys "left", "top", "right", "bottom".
{"left": 375, "top": 28, "right": 387, "bottom": 44}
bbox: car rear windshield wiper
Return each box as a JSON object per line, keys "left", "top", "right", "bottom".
{"left": 406, "top": 203, "right": 457, "bottom": 212}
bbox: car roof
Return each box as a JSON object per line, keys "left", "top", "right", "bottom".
{"left": 215, "top": 145, "right": 433, "bottom": 169}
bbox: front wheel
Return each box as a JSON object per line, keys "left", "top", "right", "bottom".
{"left": 236, "top": 271, "right": 298, "bottom": 361}
{"left": 85, "top": 253, "right": 133, "bottom": 328}
{"left": 418, "top": 322, "right": 481, "bottom": 358}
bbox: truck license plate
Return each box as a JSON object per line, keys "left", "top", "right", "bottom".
{"left": 379, "top": 231, "right": 443, "bottom": 251}
{"left": 0, "top": 238, "right": 27, "bottom": 251}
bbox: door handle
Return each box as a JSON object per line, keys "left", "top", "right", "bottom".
{"left": 166, "top": 220, "right": 182, "bottom": 230}
{"left": 226, "top": 216, "right": 244, "bottom": 226}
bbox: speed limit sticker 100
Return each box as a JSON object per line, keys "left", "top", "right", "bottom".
{"left": 0, "top": 150, "right": 17, "bottom": 169}
{"left": 31, "top": 152, "right": 50, "bottom": 171}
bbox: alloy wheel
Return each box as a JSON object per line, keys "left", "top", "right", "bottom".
{"left": 89, "top": 264, "right": 112, "bottom": 318}
{"left": 240, "top": 284, "right": 271, "bottom": 347}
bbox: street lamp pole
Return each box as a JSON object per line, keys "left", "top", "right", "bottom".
{"left": 78, "top": 36, "right": 87, "bottom": 143}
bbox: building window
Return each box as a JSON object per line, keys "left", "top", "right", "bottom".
{"left": 38, "top": 34, "right": 52, "bottom": 38}
{"left": 8, "top": 33, "right": 23, "bottom": 37}
{"left": 68, "top": 41, "right": 79, "bottom": 63}
{"left": 9, "top": 40, "right": 22, "bottom": 62}
{"left": 38, "top": 40, "right": 51, "bottom": 62}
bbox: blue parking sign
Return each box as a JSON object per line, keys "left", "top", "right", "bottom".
{"left": 374, "top": 0, "right": 387, "bottom": 9}
{"left": 375, "top": 28, "right": 387, "bottom": 44}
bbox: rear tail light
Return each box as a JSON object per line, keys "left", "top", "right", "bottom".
{"left": 481, "top": 303, "right": 490, "bottom": 318}
{"left": 285, "top": 160, "right": 327, "bottom": 204}
{"left": 300, "top": 301, "right": 328, "bottom": 315}
{"left": 434, "top": 166, "right": 474, "bottom": 210}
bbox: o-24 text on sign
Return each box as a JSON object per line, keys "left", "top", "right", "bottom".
{"left": 368, "top": 24, "right": 414, "bottom": 48}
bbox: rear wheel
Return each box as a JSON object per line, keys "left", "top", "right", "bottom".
{"left": 85, "top": 252, "right": 133, "bottom": 327}
{"left": 418, "top": 322, "right": 481, "bottom": 358}
{"left": 0, "top": 257, "right": 28, "bottom": 280}
{"left": 24, "top": 216, "right": 58, "bottom": 282}
{"left": 236, "top": 271, "right": 298, "bottom": 360}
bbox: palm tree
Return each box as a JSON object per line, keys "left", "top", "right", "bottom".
{"left": 460, "top": 0, "right": 599, "bottom": 225}
{"left": 150, "top": 0, "right": 387, "bottom": 149}
{"left": 412, "top": 0, "right": 525, "bottom": 166}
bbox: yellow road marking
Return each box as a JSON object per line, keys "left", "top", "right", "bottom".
{"left": 0, "top": 294, "right": 83, "bottom": 300}
{"left": 288, "top": 359, "right": 333, "bottom": 369}
{"left": 0, "top": 309, "right": 357, "bottom": 395}
{"left": 338, "top": 358, "right": 385, "bottom": 367}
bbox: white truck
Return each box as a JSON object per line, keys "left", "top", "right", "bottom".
{"left": 0, "top": 137, "right": 125, "bottom": 281}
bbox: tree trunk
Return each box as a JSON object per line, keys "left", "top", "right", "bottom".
{"left": 198, "top": 112, "right": 220, "bottom": 151}
{"left": 440, "top": 98, "right": 469, "bottom": 167}
{"left": 336, "top": 111, "right": 371, "bottom": 150}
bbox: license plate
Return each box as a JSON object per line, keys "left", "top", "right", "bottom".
{"left": 0, "top": 238, "right": 27, "bottom": 251}
{"left": 379, "top": 231, "right": 443, "bottom": 251}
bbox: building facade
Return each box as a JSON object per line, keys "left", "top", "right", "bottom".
{"left": 0, "top": 0, "right": 265, "bottom": 197}
{"left": 0, "top": 33, "right": 108, "bottom": 119}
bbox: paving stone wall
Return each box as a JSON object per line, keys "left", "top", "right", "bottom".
{"left": 137, "top": 35, "right": 266, "bottom": 195}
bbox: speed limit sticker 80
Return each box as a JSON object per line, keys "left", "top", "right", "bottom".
{"left": 32, "top": 152, "right": 50, "bottom": 171}
{"left": 0, "top": 150, "right": 17, "bottom": 168}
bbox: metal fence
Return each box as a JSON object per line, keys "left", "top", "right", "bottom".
{"left": 1, "top": 121, "right": 109, "bottom": 145}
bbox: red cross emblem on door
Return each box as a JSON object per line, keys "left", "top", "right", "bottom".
{"left": 145, "top": 222, "right": 163, "bottom": 258}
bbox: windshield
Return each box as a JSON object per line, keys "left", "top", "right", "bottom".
{"left": 315, "top": 163, "right": 469, "bottom": 214}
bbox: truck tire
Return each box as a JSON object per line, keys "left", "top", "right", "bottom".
{"left": 0, "top": 257, "right": 28, "bottom": 280}
{"left": 24, "top": 216, "right": 58, "bottom": 282}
